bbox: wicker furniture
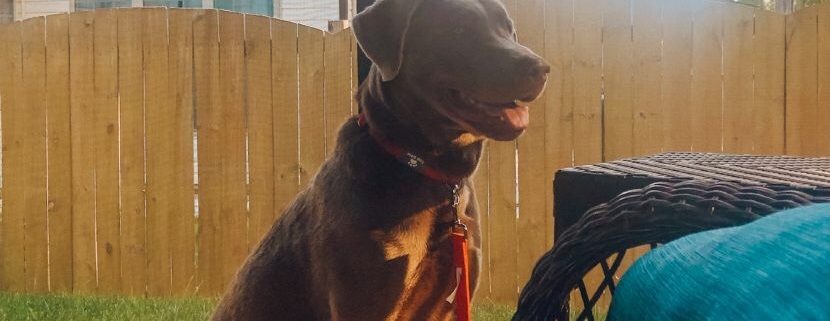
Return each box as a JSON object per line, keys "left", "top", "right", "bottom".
{"left": 512, "top": 153, "right": 830, "bottom": 321}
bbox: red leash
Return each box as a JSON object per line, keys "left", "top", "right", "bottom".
{"left": 357, "top": 114, "right": 472, "bottom": 321}
{"left": 450, "top": 222, "right": 472, "bottom": 321}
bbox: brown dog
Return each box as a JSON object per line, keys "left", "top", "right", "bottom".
{"left": 212, "top": 0, "right": 548, "bottom": 320}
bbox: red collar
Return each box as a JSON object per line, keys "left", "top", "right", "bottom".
{"left": 357, "top": 113, "right": 463, "bottom": 184}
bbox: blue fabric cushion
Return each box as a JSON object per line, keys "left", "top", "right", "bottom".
{"left": 608, "top": 204, "right": 830, "bottom": 321}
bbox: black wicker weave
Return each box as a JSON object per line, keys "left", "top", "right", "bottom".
{"left": 511, "top": 180, "right": 830, "bottom": 321}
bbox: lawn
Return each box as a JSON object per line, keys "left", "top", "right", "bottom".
{"left": 0, "top": 293, "right": 516, "bottom": 321}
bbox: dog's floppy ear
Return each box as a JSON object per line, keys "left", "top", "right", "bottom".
{"left": 353, "top": 0, "right": 425, "bottom": 81}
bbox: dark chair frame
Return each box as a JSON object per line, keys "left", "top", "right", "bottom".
{"left": 511, "top": 180, "right": 830, "bottom": 321}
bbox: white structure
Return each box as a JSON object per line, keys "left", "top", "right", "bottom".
{"left": 280, "top": 0, "right": 339, "bottom": 30}
{"left": 1, "top": 0, "right": 344, "bottom": 30}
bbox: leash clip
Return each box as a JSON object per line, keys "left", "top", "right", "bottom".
{"left": 452, "top": 219, "right": 468, "bottom": 236}
{"left": 450, "top": 184, "right": 461, "bottom": 208}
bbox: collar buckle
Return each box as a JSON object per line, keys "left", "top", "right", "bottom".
{"left": 403, "top": 153, "right": 425, "bottom": 169}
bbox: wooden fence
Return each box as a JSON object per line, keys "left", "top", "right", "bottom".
{"left": 0, "top": 0, "right": 828, "bottom": 306}
{"left": 477, "top": 0, "right": 829, "bottom": 306}
{"left": 0, "top": 8, "right": 357, "bottom": 296}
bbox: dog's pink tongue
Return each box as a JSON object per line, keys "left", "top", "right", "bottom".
{"left": 501, "top": 105, "right": 530, "bottom": 129}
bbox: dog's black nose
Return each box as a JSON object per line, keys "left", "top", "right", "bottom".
{"left": 524, "top": 58, "right": 551, "bottom": 80}
{"left": 538, "top": 62, "right": 551, "bottom": 74}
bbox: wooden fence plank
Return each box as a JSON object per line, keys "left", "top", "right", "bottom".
{"left": 723, "top": 5, "right": 756, "bottom": 153}
{"left": 487, "top": 0, "right": 519, "bottom": 305}
{"left": 661, "top": 0, "right": 694, "bottom": 152}
{"left": 245, "top": 14, "right": 276, "bottom": 249}
{"left": 603, "top": 0, "right": 635, "bottom": 161}
{"left": 144, "top": 7, "right": 174, "bottom": 296}
{"left": 817, "top": 3, "right": 830, "bottom": 155}
{"left": 117, "top": 8, "right": 147, "bottom": 296}
{"left": 488, "top": 144, "right": 518, "bottom": 305}
{"left": 45, "top": 13, "right": 74, "bottom": 293}
{"left": 515, "top": 0, "right": 548, "bottom": 295}
{"left": 69, "top": 11, "right": 98, "bottom": 293}
{"left": 631, "top": 0, "right": 663, "bottom": 156}
{"left": 92, "top": 9, "right": 122, "bottom": 294}
{"left": 0, "top": 21, "right": 25, "bottom": 292}
{"left": 272, "top": 20, "right": 300, "bottom": 219}
{"left": 298, "top": 26, "right": 326, "bottom": 187}
{"left": 754, "top": 10, "right": 786, "bottom": 155}
{"left": 572, "top": 0, "right": 603, "bottom": 165}
{"left": 324, "top": 29, "right": 355, "bottom": 157}
{"left": 691, "top": 0, "right": 724, "bottom": 152}
{"left": 573, "top": 2, "right": 607, "bottom": 307}
{"left": 621, "top": 0, "right": 664, "bottom": 306}
{"left": 472, "top": 149, "right": 490, "bottom": 302}
{"left": 217, "top": 10, "right": 248, "bottom": 294}
{"left": 568, "top": 9, "right": 610, "bottom": 308}
{"left": 167, "top": 8, "right": 197, "bottom": 296}
{"left": 21, "top": 17, "right": 49, "bottom": 293}
{"left": 786, "top": 6, "right": 820, "bottom": 156}
{"left": 194, "top": 9, "right": 222, "bottom": 295}
{"left": 545, "top": 0, "right": 575, "bottom": 250}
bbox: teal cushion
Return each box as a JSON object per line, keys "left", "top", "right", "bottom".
{"left": 609, "top": 204, "right": 830, "bottom": 321}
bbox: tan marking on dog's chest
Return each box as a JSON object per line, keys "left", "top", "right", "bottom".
{"left": 370, "top": 211, "right": 434, "bottom": 265}
{"left": 370, "top": 187, "right": 472, "bottom": 278}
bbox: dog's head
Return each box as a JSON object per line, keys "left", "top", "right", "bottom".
{"left": 354, "top": 0, "right": 550, "bottom": 143}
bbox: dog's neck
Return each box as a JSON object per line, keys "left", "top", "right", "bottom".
{"left": 357, "top": 68, "right": 484, "bottom": 180}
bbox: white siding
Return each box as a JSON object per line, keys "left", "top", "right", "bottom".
{"left": 1, "top": 0, "right": 13, "bottom": 22}
{"left": 18, "top": 0, "right": 69, "bottom": 20}
{"left": 279, "top": 0, "right": 338, "bottom": 30}
{"left": 10, "top": 0, "right": 343, "bottom": 31}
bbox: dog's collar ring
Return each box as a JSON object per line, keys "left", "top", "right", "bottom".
{"left": 450, "top": 184, "right": 461, "bottom": 208}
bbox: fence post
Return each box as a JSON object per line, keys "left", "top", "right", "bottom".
{"left": 356, "top": 0, "right": 374, "bottom": 87}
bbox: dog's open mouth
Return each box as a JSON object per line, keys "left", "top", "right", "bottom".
{"left": 449, "top": 89, "right": 533, "bottom": 132}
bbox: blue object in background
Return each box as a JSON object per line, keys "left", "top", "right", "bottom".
{"left": 609, "top": 204, "right": 830, "bottom": 321}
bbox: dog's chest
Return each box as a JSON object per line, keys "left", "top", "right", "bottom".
{"left": 370, "top": 186, "right": 471, "bottom": 276}
{"left": 370, "top": 208, "right": 457, "bottom": 263}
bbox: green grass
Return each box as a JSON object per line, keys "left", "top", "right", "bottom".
{"left": 473, "top": 301, "right": 516, "bottom": 320}
{"left": 0, "top": 293, "right": 215, "bottom": 321}
{"left": 0, "top": 293, "right": 516, "bottom": 321}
